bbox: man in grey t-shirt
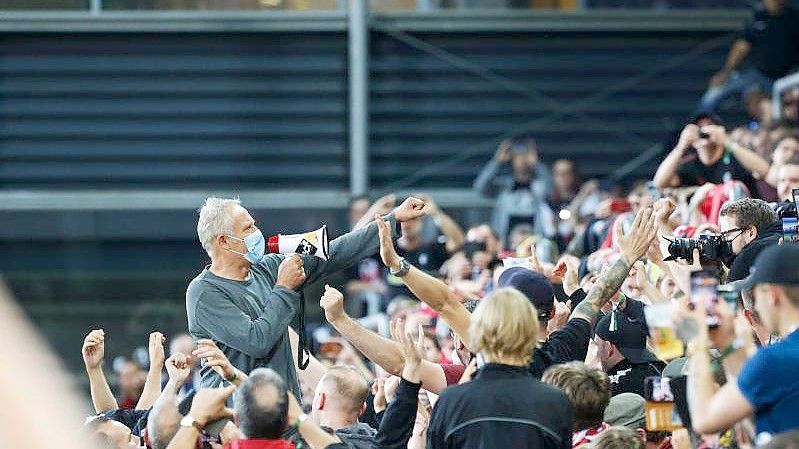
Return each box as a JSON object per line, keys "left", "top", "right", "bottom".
{"left": 186, "top": 196, "right": 427, "bottom": 401}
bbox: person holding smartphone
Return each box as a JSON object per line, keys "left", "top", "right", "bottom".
{"left": 688, "top": 245, "right": 799, "bottom": 445}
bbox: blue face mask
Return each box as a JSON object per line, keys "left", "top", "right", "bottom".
{"left": 226, "top": 229, "right": 265, "bottom": 264}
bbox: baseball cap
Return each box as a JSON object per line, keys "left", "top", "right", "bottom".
{"left": 595, "top": 301, "right": 659, "bottom": 364}
{"left": 739, "top": 244, "right": 799, "bottom": 291}
{"left": 604, "top": 393, "right": 646, "bottom": 429}
{"left": 498, "top": 267, "right": 553, "bottom": 320}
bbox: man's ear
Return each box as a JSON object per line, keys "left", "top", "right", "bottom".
{"left": 359, "top": 402, "right": 367, "bottom": 417}
{"left": 743, "top": 308, "right": 758, "bottom": 325}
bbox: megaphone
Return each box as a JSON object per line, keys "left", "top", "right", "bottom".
{"left": 266, "top": 225, "right": 329, "bottom": 260}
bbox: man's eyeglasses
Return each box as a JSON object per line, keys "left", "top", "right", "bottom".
{"left": 720, "top": 227, "right": 746, "bottom": 241}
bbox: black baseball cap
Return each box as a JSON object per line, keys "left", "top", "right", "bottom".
{"left": 498, "top": 267, "right": 553, "bottom": 320}
{"left": 739, "top": 244, "right": 799, "bottom": 290}
{"left": 595, "top": 301, "right": 659, "bottom": 364}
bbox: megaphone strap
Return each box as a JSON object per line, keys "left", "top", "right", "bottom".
{"left": 297, "top": 291, "right": 310, "bottom": 371}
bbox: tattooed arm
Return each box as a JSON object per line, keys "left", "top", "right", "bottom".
{"left": 570, "top": 207, "right": 658, "bottom": 326}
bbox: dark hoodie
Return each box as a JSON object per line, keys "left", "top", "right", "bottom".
{"left": 336, "top": 422, "right": 378, "bottom": 449}
{"left": 728, "top": 221, "right": 782, "bottom": 282}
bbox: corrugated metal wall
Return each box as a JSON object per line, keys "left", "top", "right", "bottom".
{"left": 0, "top": 32, "right": 349, "bottom": 189}
{"left": 0, "top": 28, "right": 737, "bottom": 191}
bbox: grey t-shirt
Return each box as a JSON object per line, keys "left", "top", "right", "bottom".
{"left": 186, "top": 215, "right": 399, "bottom": 401}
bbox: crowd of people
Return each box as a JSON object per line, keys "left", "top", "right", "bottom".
{"left": 26, "top": 1, "right": 799, "bottom": 449}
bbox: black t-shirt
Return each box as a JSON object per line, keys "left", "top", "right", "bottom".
{"left": 102, "top": 409, "right": 150, "bottom": 436}
{"left": 677, "top": 153, "right": 757, "bottom": 196}
{"left": 528, "top": 318, "right": 592, "bottom": 379}
{"left": 742, "top": 4, "right": 799, "bottom": 78}
{"left": 606, "top": 359, "right": 664, "bottom": 397}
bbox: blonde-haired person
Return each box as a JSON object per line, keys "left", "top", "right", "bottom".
{"left": 426, "top": 288, "right": 572, "bottom": 449}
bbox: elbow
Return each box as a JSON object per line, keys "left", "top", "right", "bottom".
{"left": 691, "top": 416, "right": 721, "bottom": 435}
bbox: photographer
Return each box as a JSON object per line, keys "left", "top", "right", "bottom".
{"left": 653, "top": 116, "right": 768, "bottom": 195}
{"left": 718, "top": 198, "right": 781, "bottom": 282}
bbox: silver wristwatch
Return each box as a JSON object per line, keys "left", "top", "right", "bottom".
{"left": 390, "top": 257, "right": 411, "bottom": 277}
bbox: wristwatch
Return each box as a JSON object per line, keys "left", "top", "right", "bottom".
{"left": 390, "top": 258, "right": 411, "bottom": 277}
{"left": 180, "top": 415, "right": 205, "bottom": 433}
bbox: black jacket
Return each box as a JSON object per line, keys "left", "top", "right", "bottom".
{"left": 375, "top": 378, "right": 421, "bottom": 449}
{"left": 427, "top": 363, "right": 572, "bottom": 449}
{"left": 728, "top": 221, "right": 781, "bottom": 282}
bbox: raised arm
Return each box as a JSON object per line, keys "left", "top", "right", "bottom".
{"left": 707, "top": 125, "right": 769, "bottom": 179}
{"left": 570, "top": 207, "right": 657, "bottom": 325}
{"left": 82, "top": 329, "right": 119, "bottom": 413}
{"left": 288, "top": 327, "right": 327, "bottom": 390}
{"left": 375, "top": 322, "right": 424, "bottom": 449}
{"left": 709, "top": 39, "right": 751, "bottom": 88}
{"left": 473, "top": 140, "right": 512, "bottom": 198}
{"left": 375, "top": 215, "right": 472, "bottom": 344}
{"left": 137, "top": 332, "right": 166, "bottom": 410}
{"left": 167, "top": 386, "right": 237, "bottom": 449}
{"left": 320, "top": 286, "right": 449, "bottom": 394}
{"left": 300, "top": 197, "right": 427, "bottom": 285}
{"left": 654, "top": 125, "right": 697, "bottom": 189}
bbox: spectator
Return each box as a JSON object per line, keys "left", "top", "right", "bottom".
{"left": 166, "top": 368, "right": 346, "bottom": 449}
{"left": 186, "top": 196, "right": 424, "bottom": 401}
{"left": 718, "top": 198, "right": 780, "bottom": 281}
{"left": 542, "top": 361, "right": 612, "bottom": 448}
{"left": 474, "top": 137, "right": 554, "bottom": 247}
{"left": 590, "top": 426, "right": 644, "bottom": 449}
{"left": 546, "top": 159, "right": 602, "bottom": 251}
{"left": 147, "top": 353, "right": 195, "bottom": 449}
{"left": 311, "top": 366, "right": 375, "bottom": 448}
{"left": 697, "top": 0, "right": 799, "bottom": 114}
{"left": 427, "top": 288, "right": 573, "bottom": 449}
{"left": 117, "top": 360, "right": 147, "bottom": 410}
{"left": 766, "top": 133, "right": 799, "bottom": 189}
{"left": 653, "top": 117, "right": 769, "bottom": 194}
{"left": 777, "top": 156, "right": 799, "bottom": 206}
{"left": 593, "top": 307, "right": 664, "bottom": 397}
{"left": 688, "top": 245, "right": 799, "bottom": 443}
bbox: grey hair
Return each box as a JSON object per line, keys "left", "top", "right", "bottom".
{"left": 197, "top": 197, "right": 241, "bottom": 257}
{"left": 147, "top": 392, "right": 181, "bottom": 449}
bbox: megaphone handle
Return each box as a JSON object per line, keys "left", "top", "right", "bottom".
{"left": 297, "top": 291, "right": 310, "bottom": 370}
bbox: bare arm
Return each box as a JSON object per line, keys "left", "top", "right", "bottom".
{"left": 570, "top": 207, "right": 657, "bottom": 324}
{"left": 289, "top": 327, "right": 328, "bottom": 390}
{"left": 725, "top": 133, "right": 770, "bottom": 179}
{"left": 320, "top": 286, "right": 449, "bottom": 394}
{"left": 434, "top": 210, "right": 465, "bottom": 254}
{"left": 654, "top": 147, "right": 687, "bottom": 189}
{"left": 720, "top": 39, "right": 751, "bottom": 74}
{"left": 137, "top": 332, "right": 166, "bottom": 410}
{"left": 82, "top": 329, "right": 119, "bottom": 413}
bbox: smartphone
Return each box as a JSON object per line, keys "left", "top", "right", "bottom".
{"left": 690, "top": 271, "right": 720, "bottom": 327}
{"left": 644, "top": 377, "right": 675, "bottom": 402}
{"left": 643, "top": 376, "right": 683, "bottom": 432}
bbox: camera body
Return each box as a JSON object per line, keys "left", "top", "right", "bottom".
{"left": 663, "top": 234, "right": 733, "bottom": 264}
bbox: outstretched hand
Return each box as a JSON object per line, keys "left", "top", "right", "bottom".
{"left": 394, "top": 320, "right": 424, "bottom": 383}
{"left": 190, "top": 386, "right": 237, "bottom": 427}
{"left": 166, "top": 353, "right": 192, "bottom": 386}
{"left": 148, "top": 332, "right": 166, "bottom": 370}
{"left": 375, "top": 214, "right": 402, "bottom": 271}
{"left": 615, "top": 207, "right": 658, "bottom": 266}
{"left": 82, "top": 329, "right": 105, "bottom": 371}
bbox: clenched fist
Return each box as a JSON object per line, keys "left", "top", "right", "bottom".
{"left": 393, "top": 197, "right": 427, "bottom": 223}
{"left": 319, "top": 284, "right": 345, "bottom": 323}
{"left": 276, "top": 255, "right": 306, "bottom": 290}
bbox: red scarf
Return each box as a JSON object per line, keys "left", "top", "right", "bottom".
{"left": 225, "top": 439, "right": 296, "bottom": 449}
{"left": 572, "top": 422, "right": 610, "bottom": 448}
